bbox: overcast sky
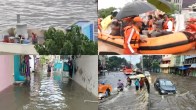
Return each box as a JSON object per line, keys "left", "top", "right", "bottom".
{"left": 98, "top": 0, "right": 133, "bottom": 9}
{"left": 107, "top": 55, "right": 142, "bottom": 65}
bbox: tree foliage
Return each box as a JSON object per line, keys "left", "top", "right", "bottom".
{"left": 136, "top": 62, "right": 141, "bottom": 69}
{"left": 106, "top": 56, "right": 128, "bottom": 71}
{"left": 98, "top": 7, "right": 116, "bottom": 18}
{"left": 35, "top": 25, "right": 97, "bottom": 55}
{"left": 143, "top": 55, "right": 161, "bottom": 72}
{"left": 40, "top": 55, "right": 49, "bottom": 65}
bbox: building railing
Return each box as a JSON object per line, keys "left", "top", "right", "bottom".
{"left": 185, "top": 55, "right": 196, "bottom": 59}
{"left": 160, "top": 64, "right": 170, "bottom": 68}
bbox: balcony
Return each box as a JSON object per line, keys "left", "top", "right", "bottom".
{"left": 185, "top": 55, "right": 196, "bottom": 59}
{"left": 160, "top": 64, "right": 169, "bottom": 68}
{"left": 0, "top": 42, "right": 38, "bottom": 54}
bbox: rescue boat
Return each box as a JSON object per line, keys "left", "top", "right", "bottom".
{"left": 98, "top": 31, "right": 196, "bottom": 54}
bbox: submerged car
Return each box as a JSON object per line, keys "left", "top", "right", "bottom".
{"left": 154, "top": 78, "right": 176, "bottom": 95}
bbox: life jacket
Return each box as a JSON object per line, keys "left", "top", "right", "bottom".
{"left": 186, "top": 23, "right": 196, "bottom": 33}
{"left": 147, "top": 19, "right": 154, "bottom": 31}
{"left": 170, "top": 18, "right": 175, "bottom": 31}
{"left": 163, "top": 20, "right": 169, "bottom": 30}
{"left": 123, "top": 25, "right": 140, "bottom": 54}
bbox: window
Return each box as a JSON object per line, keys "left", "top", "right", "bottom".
{"left": 160, "top": 80, "right": 173, "bottom": 86}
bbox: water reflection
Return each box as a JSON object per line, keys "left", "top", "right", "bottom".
{"left": 0, "top": 71, "right": 97, "bottom": 110}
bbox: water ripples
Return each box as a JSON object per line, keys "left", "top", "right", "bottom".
{"left": 0, "top": 0, "right": 97, "bottom": 30}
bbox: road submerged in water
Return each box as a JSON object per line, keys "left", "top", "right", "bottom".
{"left": 98, "top": 72, "right": 196, "bottom": 110}
{"left": 149, "top": 73, "right": 196, "bottom": 110}
{"left": 98, "top": 72, "right": 149, "bottom": 110}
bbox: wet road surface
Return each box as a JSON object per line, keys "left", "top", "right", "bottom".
{"left": 0, "top": 0, "right": 97, "bottom": 30}
{"left": 149, "top": 73, "right": 196, "bottom": 110}
{"left": 0, "top": 70, "right": 97, "bottom": 110}
{"left": 98, "top": 72, "right": 148, "bottom": 110}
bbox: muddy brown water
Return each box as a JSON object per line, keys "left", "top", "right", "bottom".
{"left": 98, "top": 72, "right": 148, "bottom": 110}
{"left": 149, "top": 73, "right": 196, "bottom": 110}
{"left": 0, "top": 0, "right": 97, "bottom": 30}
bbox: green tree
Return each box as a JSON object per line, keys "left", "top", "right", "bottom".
{"left": 98, "top": 7, "right": 116, "bottom": 18}
{"left": 106, "top": 56, "right": 128, "bottom": 71}
{"left": 136, "top": 62, "right": 141, "bottom": 69}
{"left": 143, "top": 55, "right": 161, "bottom": 72}
{"left": 35, "top": 25, "right": 97, "bottom": 55}
{"left": 40, "top": 55, "right": 49, "bottom": 65}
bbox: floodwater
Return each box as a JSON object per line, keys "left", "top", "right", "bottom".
{"left": 149, "top": 73, "right": 196, "bottom": 110}
{"left": 98, "top": 72, "right": 148, "bottom": 110}
{"left": 0, "top": 71, "right": 97, "bottom": 110}
{"left": 0, "top": 0, "right": 97, "bottom": 30}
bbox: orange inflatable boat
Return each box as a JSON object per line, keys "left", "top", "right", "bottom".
{"left": 98, "top": 31, "right": 196, "bottom": 54}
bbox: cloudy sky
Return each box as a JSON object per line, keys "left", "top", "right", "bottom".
{"left": 107, "top": 55, "right": 142, "bottom": 65}
{"left": 98, "top": 0, "right": 133, "bottom": 9}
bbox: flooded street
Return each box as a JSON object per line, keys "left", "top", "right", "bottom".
{"left": 98, "top": 72, "right": 196, "bottom": 110}
{"left": 149, "top": 73, "right": 196, "bottom": 110}
{"left": 98, "top": 72, "right": 148, "bottom": 110}
{"left": 0, "top": 0, "right": 97, "bottom": 30}
{"left": 0, "top": 69, "right": 97, "bottom": 110}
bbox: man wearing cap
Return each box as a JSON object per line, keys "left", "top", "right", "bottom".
{"left": 123, "top": 16, "right": 147, "bottom": 54}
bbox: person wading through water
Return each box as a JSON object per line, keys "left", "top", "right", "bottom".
{"left": 144, "top": 77, "right": 150, "bottom": 93}
{"left": 47, "top": 62, "right": 52, "bottom": 77}
{"left": 68, "top": 57, "right": 73, "bottom": 78}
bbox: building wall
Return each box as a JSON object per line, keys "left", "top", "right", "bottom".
{"left": 99, "top": 55, "right": 106, "bottom": 68}
{"left": 161, "top": 68, "right": 169, "bottom": 73}
{"left": 0, "top": 55, "right": 14, "bottom": 92}
{"left": 73, "top": 55, "right": 98, "bottom": 97}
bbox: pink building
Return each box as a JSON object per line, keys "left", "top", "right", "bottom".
{"left": 0, "top": 55, "right": 14, "bottom": 92}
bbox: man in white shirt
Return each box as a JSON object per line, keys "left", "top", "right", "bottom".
{"left": 166, "top": 20, "right": 173, "bottom": 32}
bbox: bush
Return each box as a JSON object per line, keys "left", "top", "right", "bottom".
{"left": 98, "top": 7, "right": 116, "bottom": 18}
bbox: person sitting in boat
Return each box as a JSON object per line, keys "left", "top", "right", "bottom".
{"left": 100, "top": 15, "right": 112, "bottom": 32}
{"left": 186, "top": 18, "right": 196, "bottom": 33}
{"left": 110, "top": 19, "right": 121, "bottom": 36}
{"left": 98, "top": 18, "right": 103, "bottom": 32}
{"left": 149, "top": 14, "right": 173, "bottom": 37}
{"left": 147, "top": 15, "right": 154, "bottom": 32}
{"left": 163, "top": 14, "right": 173, "bottom": 32}
{"left": 101, "top": 10, "right": 119, "bottom": 33}
{"left": 123, "top": 17, "right": 147, "bottom": 54}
